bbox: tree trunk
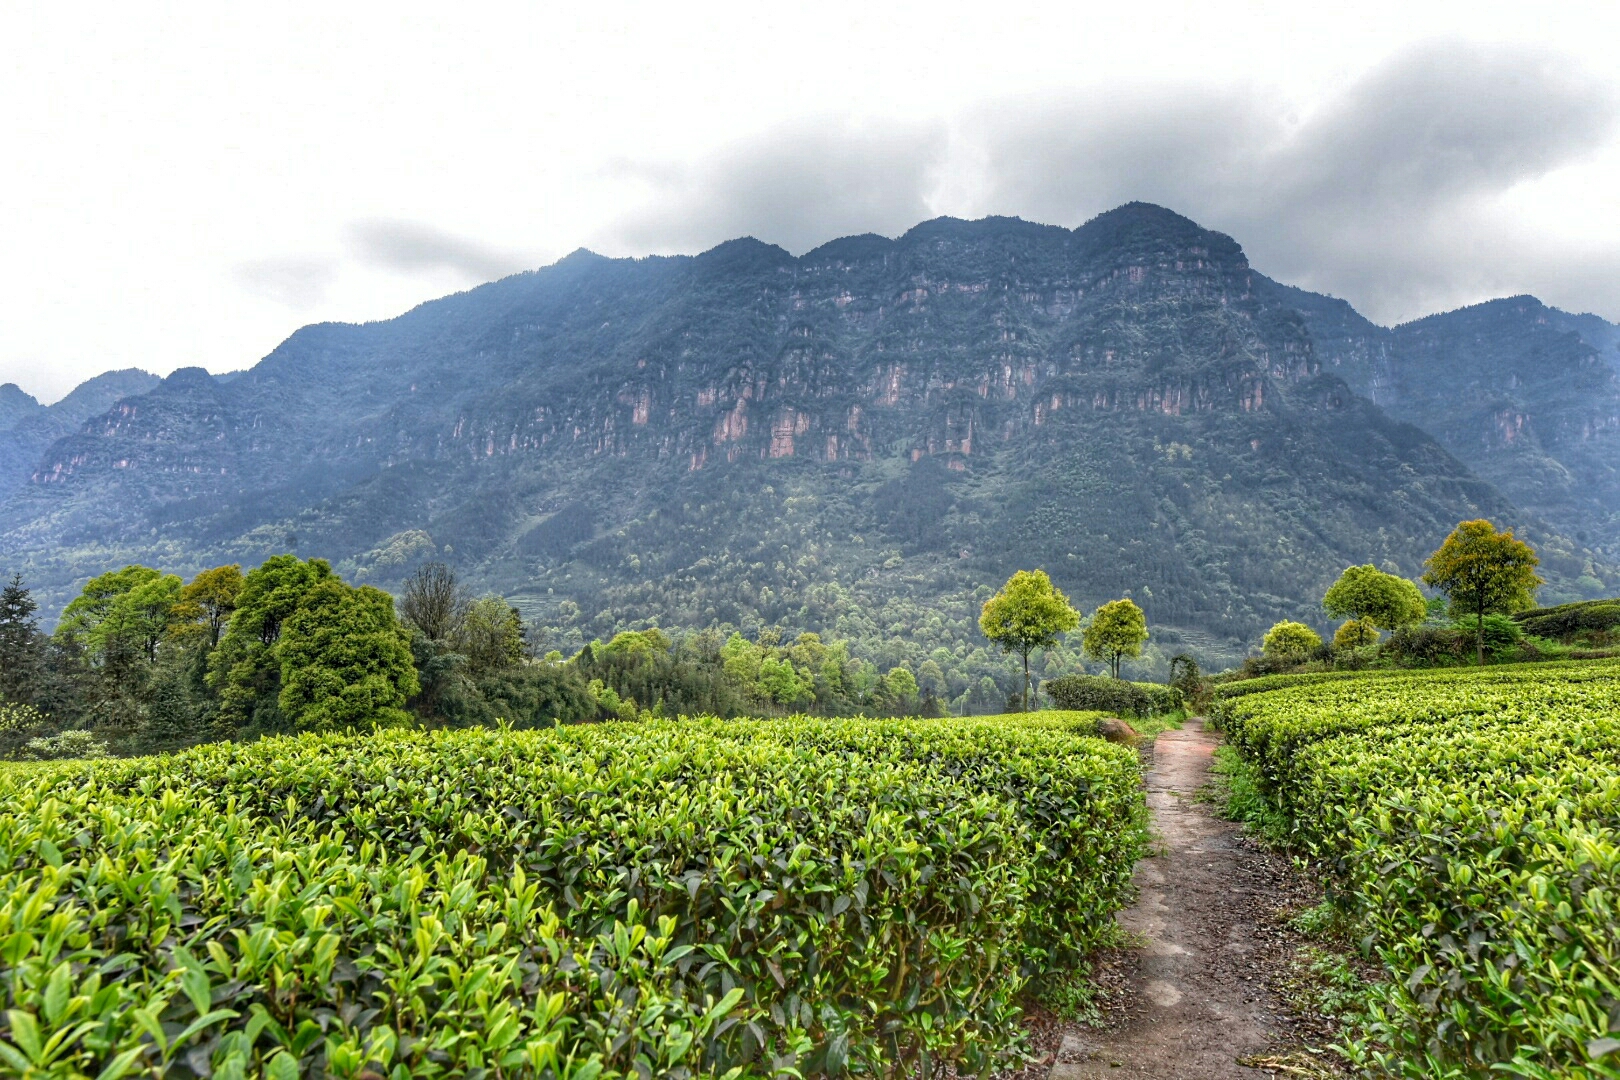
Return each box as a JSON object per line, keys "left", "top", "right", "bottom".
{"left": 1022, "top": 648, "right": 1031, "bottom": 711}
{"left": 1477, "top": 603, "right": 1486, "bottom": 666}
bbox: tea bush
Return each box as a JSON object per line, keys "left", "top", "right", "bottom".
{"left": 1043, "top": 675, "right": 1180, "bottom": 717}
{"left": 0, "top": 711, "right": 1145, "bottom": 1078}
{"left": 1219, "top": 660, "right": 1620, "bottom": 1078}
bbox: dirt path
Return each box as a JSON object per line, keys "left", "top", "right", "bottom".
{"left": 1046, "top": 718, "right": 1306, "bottom": 1079}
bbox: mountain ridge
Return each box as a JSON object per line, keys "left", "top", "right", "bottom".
{"left": 3, "top": 204, "right": 1614, "bottom": 670}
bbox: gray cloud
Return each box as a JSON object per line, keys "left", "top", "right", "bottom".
{"left": 234, "top": 256, "right": 339, "bottom": 309}
{"left": 604, "top": 41, "right": 1618, "bottom": 324}
{"left": 346, "top": 219, "right": 530, "bottom": 282}
{"left": 602, "top": 118, "right": 951, "bottom": 256}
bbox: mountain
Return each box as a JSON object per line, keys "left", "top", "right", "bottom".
{"left": 0, "top": 369, "right": 162, "bottom": 500}
{"left": 0, "top": 384, "right": 45, "bottom": 432}
{"left": 1, "top": 205, "right": 1612, "bottom": 669}
{"left": 1262, "top": 282, "right": 1620, "bottom": 557}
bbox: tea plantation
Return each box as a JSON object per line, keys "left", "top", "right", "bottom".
{"left": 1217, "top": 660, "right": 1620, "bottom": 1078}
{"left": 0, "top": 711, "right": 1145, "bottom": 1079}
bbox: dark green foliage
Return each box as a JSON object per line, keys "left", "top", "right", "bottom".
{"left": 0, "top": 573, "right": 41, "bottom": 702}
{"left": 1045, "top": 673, "right": 1181, "bottom": 717}
{"left": 1514, "top": 597, "right": 1620, "bottom": 641}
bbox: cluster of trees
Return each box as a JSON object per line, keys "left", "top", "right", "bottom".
{"left": 0, "top": 557, "right": 946, "bottom": 759}
{"left": 977, "top": 570, "right": 1151, "bottom": 708}
{"left": 1257, "top": 520, "right": 1545, "bottom": 668}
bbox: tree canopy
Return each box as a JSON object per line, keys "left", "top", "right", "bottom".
{"left": 1081, "top": 598, "right": 1149, "bottom": 679}
{"left": 276, "top": 578, "right": 418, "bottom": 732}
{"left": 1262, "top": 620, "right": 1321, "bottom": 658}
{"left": 1422, "top": 520, "right": 1543, "bottom": 665}
{"left": 1322, "top": 565, "right": 1427, "bottom": 631}
{"left": 979, "top": 570, "right": 1080, "bottom": 710}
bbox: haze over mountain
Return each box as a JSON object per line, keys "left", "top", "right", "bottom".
{"left": 2, "top": 203, "right": 1614, "bottom": 667}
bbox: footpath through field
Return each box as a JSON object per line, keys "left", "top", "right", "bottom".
{"left": 1047, "top": 718, "right": 1301, "bottom": 1079}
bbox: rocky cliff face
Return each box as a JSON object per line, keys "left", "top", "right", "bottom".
{"left": 1266, "top": 282, "right": 1620, "bottom": 556}
{"left": 2, "top": 205, "right": 1611, "bottom": 662}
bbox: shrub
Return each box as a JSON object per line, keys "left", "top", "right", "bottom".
{"left": 1218, "top": 660, "right": 1620, "bottom": 1077}
{"left": 1513, "top": 598, "right": 1620, "bottom": 641}
{"left": 1262, "top": 620, "right": 1322, "bottom": 658}
{"left": 1044, "top": 674, "right": 1181, "bottom": 717}
{"left": 0, "top": 712, "right": 1146, "bottom": 1078}
{"left": 1332, "top": 618, "right": 1379, "bottom": 650}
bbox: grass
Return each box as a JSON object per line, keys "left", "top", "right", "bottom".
{"left": 1204, "top": 743, "right": 1292, "bottom": 845}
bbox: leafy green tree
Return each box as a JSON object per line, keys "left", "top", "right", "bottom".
{"left": 276, "top": 578, "right": 418, "bottom": 732}
{"left": 1081, "top": 598, "right": 1149, "bottom": 679}
{"left": 1422, "top": 520, "right": 1543, "bottom": 665}
{"left": 1262, "top": 620, "right": 1322, "bottom": 658}
{"left": 1322, "top": 565, "right": 1427, "bottom": 631}
{"left": 979, "top": 570, "right": 1080, "bottom": 710}
{"left": 882, "top": 665, "right": 919, "bottom": 713}
{"left": 1333, "top": 618, "right": 1380, "bottom": 650}
{"left": 758, "top": 656, "right": 811, "bottom": 707}
{"left": 56, "top": 565, "right": 163, "bottom": 661}
{"left": 456, "top": 596, "right": 528, "bottom": 675}
{"left": 210, "top": 556, "right": 337, "bottom": 731}
{"left": 99, "top": 573, "right": 183, "bottom": 663}
{"left": 172, "top": 564, "right": 244, "bottom": 648}
{"left": 0, "top": 573, "right": 42, "bottom": 702}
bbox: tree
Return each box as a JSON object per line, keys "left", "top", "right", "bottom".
{"left": 1423, "top": 520, "right": 1543, "bottom": 665}
{"left": 1322, "top": 565, "right": 1426, "bottom": 631}
{"left": 979, "top": 570, "right": 1080, "bottom": 711}
{"left": 98, "top": 573, "right": 183, "bottom": 663}
{"left": 210, "top": 556, "right": 337, "bottom": 731}
{"left": 400, "top": 562, "right": 468, "bottom": 642}
{"left": 1333, "top": 619, "right": 1381, "bottom": 650}
{"left": 0, "top": 573, "right": 42, "bottom": 702}
{"left": 172, "top": 565, "right": 244, "bottom": 648}
{"left": 276, "top": 579, "right": 418, "bottom": 732}
{"left": 1262, "top": 621, "right": 1322, "bottom": 658}
{"left": 455, "top": 596, "right": 527, "bottom": 675}
{"left": 55, "top": 565, "right": 163, "bottom": 661}
{"left": 1082, "top": 598, "right": 1149, "bottom": 679}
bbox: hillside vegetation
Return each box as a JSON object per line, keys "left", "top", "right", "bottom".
{"left": 2, "top": 206, "right": 1615, "bottom": 671}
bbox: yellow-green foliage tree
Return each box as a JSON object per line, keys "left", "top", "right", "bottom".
{"left": 1262, "top": 620, "right": 1322, "bottom": 658}
{"left": 979, "top": 570, "right": 1080, "bottom": 710}
{"left": 1322, "top": 564, "right": 1427, "bottom": 636}
{"left": 1082, "top": 598, "right": 1149, "bottom": 679}
{"left": 1422, "top": 520, "right": 1543, "bottom": 665}
{"left": 171, "top": 564, "right": 245, "bottom": 648}
{"left": 1333, "top": 618, "right": 1380, "bottom": 650}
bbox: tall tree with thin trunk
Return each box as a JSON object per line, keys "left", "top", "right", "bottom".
{"left": 979, "top": 570, "right": 1080, "bottom": 710}
{"left": 1422, "top": 520, "right": 1542, "bottom": 665}
{"left": 1082, "top": 598, "right": 1149, "bottom": 679}
{"left": 400, "top": 562, "right": 469, "bottom": 642}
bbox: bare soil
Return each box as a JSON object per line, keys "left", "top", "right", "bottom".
{"left": 1030, "top": 718, "right": 1332, "bottom": 1080}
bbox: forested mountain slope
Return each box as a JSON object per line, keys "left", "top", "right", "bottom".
{"left": 1, "top": 204, "right": 1611, "bottom": 667}
{"left": 0, "top": 368, "right": 161, "bottom": 498}
{"left": 1261, "top": 280, "right": 1620, "bottom": 556}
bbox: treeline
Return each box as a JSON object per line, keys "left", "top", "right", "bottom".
{"left": 1241, "top": 519, "right": 1597, "bottom": 675}
{"left": 0, "top": 558, "right": 946, "bottom": 760}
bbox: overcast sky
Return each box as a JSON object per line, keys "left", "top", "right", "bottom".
{"left": 4, "top": 2, "right": 1619, "bottom": 401}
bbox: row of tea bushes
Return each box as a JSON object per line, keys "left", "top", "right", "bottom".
{"left": 0, "top": 711, "right": 1146, "bottom": 1079}
{"left": 1218, "top": 661, "right": 1620, "bottom": 1078}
